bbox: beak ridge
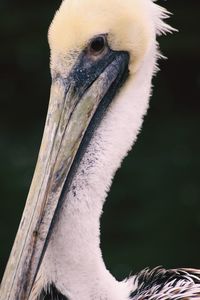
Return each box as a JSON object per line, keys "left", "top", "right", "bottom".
{"left": 0, "top": 50, "right": 129, "bottom": 300}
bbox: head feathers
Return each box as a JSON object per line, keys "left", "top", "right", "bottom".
{"left": 48, "top": 0, "right": 173, "bottom": 74}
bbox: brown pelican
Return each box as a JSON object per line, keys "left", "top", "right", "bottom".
{"left": 1, "top": 0, "right": 200, "bottom": 299}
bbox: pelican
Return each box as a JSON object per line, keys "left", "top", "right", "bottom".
{"left": 1, "top": 0, "right": 200, "bottom": 299}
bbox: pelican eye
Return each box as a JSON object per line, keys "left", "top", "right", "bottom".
{"left": 89, "top": 36, "right": 107, "bottom": 55}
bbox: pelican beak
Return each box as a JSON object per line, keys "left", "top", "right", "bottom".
{"left": 0, "top": 50, "right": 129, "bottom": 300}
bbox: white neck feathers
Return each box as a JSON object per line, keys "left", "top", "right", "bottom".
{"left": 37, "top": 45, "right": 156, "bottom": 300}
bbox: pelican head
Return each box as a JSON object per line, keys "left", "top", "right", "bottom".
{"left": 0, "top": 1, "right": 172, "bottom": 299}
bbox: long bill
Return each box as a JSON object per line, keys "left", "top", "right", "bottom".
{"left": 0, "top": 50, "right": 129, "bottom": 300}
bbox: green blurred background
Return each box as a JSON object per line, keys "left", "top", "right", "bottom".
{"left": 0, "top": 0, "right": 200, "bottom": 281}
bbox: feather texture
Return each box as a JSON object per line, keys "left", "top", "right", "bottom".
{"left": 38, "top": 284, "right": 68, "bottom": 300}
{"left": 130, "top": 267, "right": 200, "bottom": 299}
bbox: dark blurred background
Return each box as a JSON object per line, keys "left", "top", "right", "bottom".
{"left": 0, "top": 0, "right": 200, "bottom": 281}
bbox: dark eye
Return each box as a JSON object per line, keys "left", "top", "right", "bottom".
{"left": 89, "top": 36, "right": 106, "bottom": 55}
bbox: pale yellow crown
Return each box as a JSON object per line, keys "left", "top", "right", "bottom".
{"left": 48, "top": 0, "right": 172, "bottom": 74}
